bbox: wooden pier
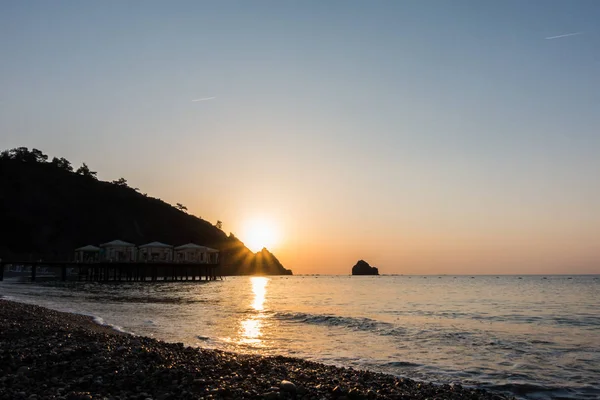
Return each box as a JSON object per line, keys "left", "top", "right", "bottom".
{"left": 0, "top": 260, "right": 220, "bottom": 283}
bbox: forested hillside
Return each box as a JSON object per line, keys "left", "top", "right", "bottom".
{"left": 0, "top": 147, "right": 292, "bottom": 275}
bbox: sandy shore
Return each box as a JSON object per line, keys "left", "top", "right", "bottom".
{"left": 0, "top": 299, "right": 512, "bottom": 399}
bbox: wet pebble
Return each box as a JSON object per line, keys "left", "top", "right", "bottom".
{"left": 280, "top": 380, "right": 296, "bottom": 392}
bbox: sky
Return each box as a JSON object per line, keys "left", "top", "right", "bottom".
{"left": 1, "top": 1, "right": 599, "bottom": 275}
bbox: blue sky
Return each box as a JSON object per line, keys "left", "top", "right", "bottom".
{"left": 1, "top": 1, "right": 599, "bottom": 274}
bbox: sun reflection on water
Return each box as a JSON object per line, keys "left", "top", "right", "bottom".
{"left": 251, "top": 277, "right": 268, "bottom": 311}
{"left": 240, "top": 318, "right": 262, "bottom": 344}
{"left": 239, "top": 277, "right": 269, "bottom": 346}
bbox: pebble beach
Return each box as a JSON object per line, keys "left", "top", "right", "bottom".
{"left": 0, "top": 299, "right": 512, "bottom": 400}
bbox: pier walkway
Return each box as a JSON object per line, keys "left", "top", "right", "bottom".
{"left": 0, "top": 260, "right": 220, "bottom": 282}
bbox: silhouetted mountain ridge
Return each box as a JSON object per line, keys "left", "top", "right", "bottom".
{"left": 0, "top": 147, "right": 292, "bottom": 275}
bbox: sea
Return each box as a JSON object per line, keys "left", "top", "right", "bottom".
{"left": 1, "top": 275, "right": 599, "bottom": 399}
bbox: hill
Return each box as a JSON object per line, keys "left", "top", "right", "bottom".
{"left": 0, "top": 147, "right": 292, "bottom": 275}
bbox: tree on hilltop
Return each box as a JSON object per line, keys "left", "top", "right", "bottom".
{"left": 51, "top": 157, "right": 73, "bottom": 172}
{"left": 176, "top": 203, "right": 188, "bottom": 212}
{"left": 5, "top": 147, "right": 48, "bottom": 163}
{"left": 111, "top": 177, "right": 129, "bottom": 187}
{"left": 76, "top": 163, "right": 97, "bottom": 179}
{"left": 30, "top": 148, "right": 48, "bottom": 163}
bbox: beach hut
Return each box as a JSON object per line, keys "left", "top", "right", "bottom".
{"left": 205, "top": 247, "right": 220, "bottom": 264}
{"left": 137, "top": 241, "right": 173, "bottom": 262}
{"left": 99, "top": 240, "right": 136, "bottom": 262}
{"left": 74, "top": 245, "right": 100, "bottom": 263}
{"left": 174, "top": 243, "right": 219, "bottom": 263}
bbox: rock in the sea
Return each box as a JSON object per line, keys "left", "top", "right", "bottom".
{"left": 352, "top": 260, "right": 379, "bottom": 275}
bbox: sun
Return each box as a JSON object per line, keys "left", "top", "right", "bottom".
{"left": 241, "top": 218, "right": 279, "bottom": 253}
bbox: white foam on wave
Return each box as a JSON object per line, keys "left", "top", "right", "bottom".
{"left": 75, "top": 312, "right": 135, "bottom": 335}
{"left": 0, "top": 295, "right": 134, "bottom": 335}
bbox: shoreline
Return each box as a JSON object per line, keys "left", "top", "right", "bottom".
{"left": 0, "top": 299, "right": 512, "bottom": 400}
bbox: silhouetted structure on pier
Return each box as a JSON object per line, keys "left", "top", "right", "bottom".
{"left": 0, "top": 259, "right": 220, "bottom": 282}
{"left": 0, "top": 240, "right": 220, "bottom": 282}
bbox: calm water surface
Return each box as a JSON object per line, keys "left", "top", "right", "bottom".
{"left": 1, "top": 275, "right": 599, "bottom": 399}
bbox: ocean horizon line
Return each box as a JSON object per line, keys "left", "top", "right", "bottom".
{"left": 293, "top": 273, "right": 600, "bottom": 277}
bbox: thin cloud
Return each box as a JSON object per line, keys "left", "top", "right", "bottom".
{"left": 545, "top": 32, "right": 583, "bottom": 40}
{"left": 192, "top": 97, "right": 216, "bottom": 102}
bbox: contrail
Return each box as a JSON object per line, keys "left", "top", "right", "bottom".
{"left": 545, "top": 32, "right": 583, "bottom": 40}
{"left": 192, "top": 97, "right": 216, "bottom": 102}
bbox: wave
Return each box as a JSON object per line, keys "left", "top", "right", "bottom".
{"left": 551, "top": 316, "right": 600, "bottom": 327}
{"left": 271, "top": 311, "right": 568, "bottom": 357}
{"left": 484, "top": 382, "right": 600, "bottom": 399}
{"left": 272, "top": 311, "right": 413, "bottom": 338}
{"left": 273, "top": 311, "right": 510, "bottom": 344}
{"left": 1, "top": 296, "right": 136, "bottom": 336}
{"left": 385, "top": 361, "right": 421, "bottom": 368}
{"left": 68, "top": 311, "right": 134, "bottom": 335}
{"left": 91, "top": 316, "right": 131, "bottom": 334}
{"left": 274, "top": 311, "right": 395, "bottom": 333}
{"left": 64, "top": 294, "right": 213, "bottom": 305}
{"left": 383, "top": 308, "right": 600, "bottom": 328}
